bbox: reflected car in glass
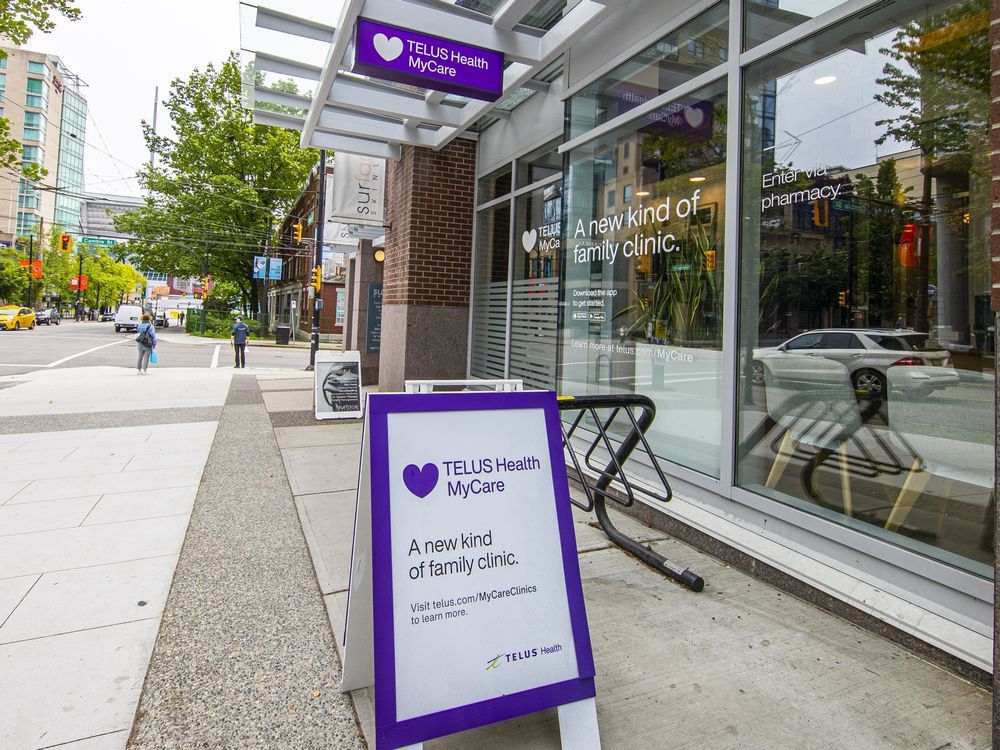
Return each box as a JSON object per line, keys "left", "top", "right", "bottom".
{"left": 752, "top": 329, "right": 958, "bottom": 396}
{"left": 0, "top": 305, "right": 36, "bottom": 330}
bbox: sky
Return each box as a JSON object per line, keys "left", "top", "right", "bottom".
{"left": 25, "top": 0, "right": 242, "bottom": 197}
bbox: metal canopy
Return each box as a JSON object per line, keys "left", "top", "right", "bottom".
{"left": 240, "top": 0, "right": 618, "bottom": 159}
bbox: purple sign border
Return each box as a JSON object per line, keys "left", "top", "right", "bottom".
{"left": 368, "top": 390, "right": 596, "bottom": 749}
{"left": 353, "top": 18, "right": 504, "bottom": 102}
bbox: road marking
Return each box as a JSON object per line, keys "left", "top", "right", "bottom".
{"left": 45, "top": 338, "right": 129, "bottom": 367}
{"left": 210, "top": 345, "right": 220, "bottom": 369}
{"left": 0, "top": 363, "right": 49, "bottom": 367}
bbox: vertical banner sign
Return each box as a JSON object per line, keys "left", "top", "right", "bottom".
{"left": 366, "top": 282, "right": 382, "bottom": 354}
{"left": 342, "top": 391, "right": 597, "bottom": 749}
{"left": 353, "top": 18, "right": 504, "bottom": 102}
{"left": 898, "top": 222, "right": 918, "bottom": 268}
{"left": 329, "top": 153, "right": 386, "bottom": 227}
{"left": 314, "top": 350, "right": 363, "bottom": 420}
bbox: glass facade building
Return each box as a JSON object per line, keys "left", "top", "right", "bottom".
{"left": 469, "top": 0, "right": 994, "bottom": 671}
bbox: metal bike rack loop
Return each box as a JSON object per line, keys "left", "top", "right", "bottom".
{"left": 557, "top": 394, "right": 704, "bottom": 592}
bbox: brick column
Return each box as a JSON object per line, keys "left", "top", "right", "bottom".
{"left": 992, "top": 1, "right": 1000, "bottom": 744}
{"left": 379, "top": 139, "right": 476, "bottom": 391}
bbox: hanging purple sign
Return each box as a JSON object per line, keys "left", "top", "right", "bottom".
{"left": 353, "top": 18, "right": 504, "bottom": 102}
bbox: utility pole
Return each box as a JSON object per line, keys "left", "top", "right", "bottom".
{"left": 200, "top": 236, "right": 208, "bottom": 334}
{"left": 150, "top": 87, "right": 158, "bottom": 170}
{"left": 75, "top": 247, "right": 84, "bottom": 320}
{"left": 307, "top": 149, "right": 327, "bottom": 370}
{"left": 25, "top": 233, "right": 33, "bottom": 308}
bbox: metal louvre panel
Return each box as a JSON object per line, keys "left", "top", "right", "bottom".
{"left": 508, "top": 277, "right": 558, "bottom": 389}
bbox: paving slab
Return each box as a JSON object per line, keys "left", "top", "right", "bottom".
{"left": 1, "top": 457, "right": 130, "bottom": 483}
{"left": 0, "top": 480, "right": 29, "bottom": 503}
{"left": 0, "top": 496, "right": 100, "bottom": 536}
{"left": 0, "top": 556, "right": 175, "bottom": 644}
{"left": 83, "top": 486, "right": 197, "bottom": 526}
{"left": 48, "top": 729, "right": 130, "bottom": 750}
{"left": 0, "top": 619, "right": 157, "bottom": 750}
{"left": 8, "top": 465, "right": 204, "bottom": 504}
{"left": 0, "top": 575, "right": 38, "bottom": 622}
{"left": 0, "top": 514, "right": 191, "bottom": 578}
{"left": 281, "top": 443, "right": 361, "bottom": 496}
{"left": 297, "top": 490, "right": 357, "bottom": 595}
{"left": 262, "top": 388, "right": 315, "bottom": 413}
{"left": 275, "top": 423, "right": 364, "bottom": 449}
{"left": 0, "top": 367, "right": 234, "bottom": 416}
{"left": 258, "top": 377, "right": 314, "bottom": 392}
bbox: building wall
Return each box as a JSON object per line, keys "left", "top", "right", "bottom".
{"left": 380, "top": 139, "right": 476, "bottom": 390}
{"left": 0, "top": 47, "right": 85, "bottom": 243}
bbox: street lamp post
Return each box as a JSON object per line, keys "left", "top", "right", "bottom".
{"left": 307, "top": 149, "right": 327, "bottom": 371}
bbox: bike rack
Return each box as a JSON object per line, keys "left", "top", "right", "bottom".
{"left": 557, "top": 394, "right": 704, "bottom": 592}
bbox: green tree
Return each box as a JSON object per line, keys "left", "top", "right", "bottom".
{"left": 114, "top": 54, "right": 317, "bottom": 314}
{"left": 874, "top": 0, "right": 989, "bottom": 332}
{"left": 0, "top": 247, "right": 28, "bottom": 304}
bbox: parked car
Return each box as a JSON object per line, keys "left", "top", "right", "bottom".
{"left": 0, "top": 305, "right": 35, "bottom": 330}
{"left": 114, "top": 304, "right": 144, "bottom": 333}
{"left": 752, "top": 328, "right": 959, "bottom": 396}
{"left": 35, "top": 308, "right": 61, "bottom": 326}
{"left": 100, "top": 310, "right": 115, "bottom": 322}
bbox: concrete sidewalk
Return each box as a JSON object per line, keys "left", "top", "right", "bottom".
{"left": 2, "top": 365, "right": 989, "bottom": 749}
{"left": 0, "top": 367, "right": 234, "bottom": 750}
{"left": 262, "top": 373, "right": 990, "bottom": 749}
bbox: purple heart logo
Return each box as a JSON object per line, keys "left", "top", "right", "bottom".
{"left": 402, "top": 463, "right": 439, "bottom": 499}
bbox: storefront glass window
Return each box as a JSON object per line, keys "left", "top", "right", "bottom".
{"left": 566, "top": 3, "right": 728, "bottom": 140}
{"left": 560, "top": 79, "right": 727, "bottom": 477}
{"left": 477, "top": 164, "right": 512, "bottom": 204}
{"left": 470, "top": 202, "right": 511, "bottom": 378}
{"left": 511, "top": 183, "right": 562, "bottom": 389}
{"left": 737, "top": 0, "right": 993, "bottom": 575}
{"left": 517, "top": 141, "right": 562, "bottom": 187}
{"left": 743, "top": 1, "right": 848, "bottom": 51}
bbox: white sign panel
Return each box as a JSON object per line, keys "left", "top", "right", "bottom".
{"left": 343, "top": 391, "right": 596, "bottom": 749}
{"left": 329, "top": 152, "right": 386, "bottom": 227}
{"left": 314, "top": 350, "right": 363, "bottom": 420}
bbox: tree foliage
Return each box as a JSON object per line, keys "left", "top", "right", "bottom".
{"left": 0, "top": 0, "right": 79, "bottom": 46}
{"left": 114, "top": 54, "right": 317, "bottom": 313}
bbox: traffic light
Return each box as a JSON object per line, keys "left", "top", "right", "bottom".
{"left": 60, "top": 234, "right": 72, "bottom": 253}
{"left": 837, "top": 290, "right": 847, "bottom": 307}
{"left": 292, "top": 223, "right": 303, "bottom": 243}
{"left": 310, "top": 265, "right": 322, "bottom": 292}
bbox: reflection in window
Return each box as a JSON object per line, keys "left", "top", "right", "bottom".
{"left": 744, "top": 0, "right": 847, "bottom": 51}
{"left": 737, "top": 0, "right": 993, "bottom": 576}
{"left": 560, "top": 80, "right": 727, "bottom": 477}
{"left": 566, "top": 3, "right": 728, "bottom": 139}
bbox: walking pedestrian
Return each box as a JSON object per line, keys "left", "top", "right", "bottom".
{"left": 135, "top": 313, "right": 157, "bottom": 375}
{"left": 179, "top": 311, "right": 185, "bottom": 326}
{"left": 231, "top": 316, "right": 250, "bottom": 368}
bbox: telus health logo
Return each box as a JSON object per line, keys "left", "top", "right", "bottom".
{"left": 402, "top": 462, "right": 439, "bottom": 498}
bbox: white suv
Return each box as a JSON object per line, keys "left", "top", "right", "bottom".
{"left": 752, "top": 328, "right": 959, "bottom": 396}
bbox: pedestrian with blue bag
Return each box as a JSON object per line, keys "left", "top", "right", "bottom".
{"left": 135, "top": 313, "right": 157, "bottom": 375}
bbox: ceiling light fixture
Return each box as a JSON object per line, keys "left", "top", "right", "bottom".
{"left": 814, "top": 75, "right": 837, "bottom": 85}
{"left": 689, "top": 176, "right": 706, "bottom": 183}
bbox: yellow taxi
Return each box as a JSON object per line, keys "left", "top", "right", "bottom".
{"left": 0, "top": 305, "right": 35, "bottom": 330}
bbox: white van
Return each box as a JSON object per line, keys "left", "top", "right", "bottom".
{"left": 114, "top": 305, "right": 143, "bottom": 333}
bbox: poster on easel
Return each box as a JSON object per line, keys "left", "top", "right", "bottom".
{"left": 314, "top": 350, "right": 363, "bottom": 420}
{"left": 342, "top": 390, "right": 599, "bottom": 749}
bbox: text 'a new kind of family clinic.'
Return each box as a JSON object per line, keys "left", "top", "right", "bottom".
{"left": 571, "top": 189, "right": 705, "bottom": 265}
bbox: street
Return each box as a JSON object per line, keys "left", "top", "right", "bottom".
{"left": 0, "top": 320, "right": 317, "bottom": 376}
